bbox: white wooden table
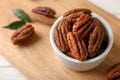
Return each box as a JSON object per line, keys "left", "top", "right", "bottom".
{"left": 88, "top": 0, "right": 120, "bottom": 19}
{"left": 0, "top": 55, "right": 27, "bottom": 80}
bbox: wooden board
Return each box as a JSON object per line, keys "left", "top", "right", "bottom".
{"left": 0, "top": 0, "right": 120, "bottom": 80}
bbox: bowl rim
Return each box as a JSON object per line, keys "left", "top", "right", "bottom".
{"left": 50, "top": 12, "right": 114, "bottom": 63}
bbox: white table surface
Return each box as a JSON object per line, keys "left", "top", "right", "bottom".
{"left": 0, "top": 55, "right": 27, "bottom": 80}
{"left": 88, "top": 0, "right": 120, "bottom": 19}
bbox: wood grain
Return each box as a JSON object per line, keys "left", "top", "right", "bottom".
{"left": 0, "top": 0, "right": 120, "bottom": 80}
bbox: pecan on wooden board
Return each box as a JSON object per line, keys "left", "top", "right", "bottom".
{"left": 11, "top": 24, "right": 35, "bottom": 45}
{"left": 106, "top": 63, "right": 120, "bottom": 80}
{"left": 32, "top": 7, "right": 56, "bottom": 18}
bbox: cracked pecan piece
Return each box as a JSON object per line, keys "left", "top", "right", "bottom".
{"left": 106, "top": 63, "right": 120, "bottom": 80}
{"left": 32, "top": 7, "right": 56, "bottom": 18}
{"left": 11, "top": 24, "right": 35, "bottom": 45}
{"left": 63, "top": 8, "right": 91, "bottom": 17}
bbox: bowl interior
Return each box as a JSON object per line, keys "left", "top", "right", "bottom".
{"left": 50, "top": 12, "right": 114, "bottom": 63}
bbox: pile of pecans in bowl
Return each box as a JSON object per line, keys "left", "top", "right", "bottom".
{"left": 54, "top": 8, "right": 108, "bottom": 61}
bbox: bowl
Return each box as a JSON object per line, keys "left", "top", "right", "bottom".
{"left": 50, "top": 12, "right": 114, "bottom": 71}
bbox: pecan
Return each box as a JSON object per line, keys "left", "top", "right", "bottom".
{"left": 66, "top": 51, "right": 75, "bottom": 58}
{"left": 88, "top": 26, "right": 105, "bottom": 57}
{"left": 32, "top": 7, "right": 56, "bottom": 18}
{"left": 79, "top": 18, "right": 96, "bottom": 39}
{"left": 11, "top": 24, "right": 35, "bottom": 45}
{"left": 88, "top": 26, "right": 99, "bottom": 57}
{"left": 88, "top": 18, "right": 107, "bottom": 57}
{"left": 57, "top": 17, "right": 71, "bottom": 34}
{"left": 77, "top": 39, "right": 88, "bottom": 61}
{"left": 64, "top": 12, "right": 89, "bottom": 27}
{"left": 67, "top": 32, "right": 88, "bottom": 61}
{"left": 65, "top": 12, "right": 83, "bottom": 21}
{"left": 63, "top": 8, "right": 91, "bottom": 17}
{"left": 73, "top": 18, "right": 93, "bottom": 39}
{"left": 106, "top": 63, "right": 120, "bottom": 80}
{"left": 56, "top": 17, "right": 72, "bottom": 52}
{"left": 96, "top": 20, "right": 108, "bottom": 56}
{"left": 54, "top": 29, "right": 68, "bottom": 52}
{"left": 95, "top": 18, "right": 108, "bottom": 41}
{"left": 58, "top": 12, "right": 83, "bottom": 32}
{"left": 67, "top": 32, "right": 80, "bottom": 60}
{"left": 72, "top": 14, "right": 91, "bottom": 32}
{"left": 97, "top": 42, "right": 107, "bottom": 56}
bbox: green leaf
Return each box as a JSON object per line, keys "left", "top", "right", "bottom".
{"left": 12, "top": 8, "right": 32, "bottom": 22}
{"left": 3, "top": 21, "right": 25, "bottom": 30}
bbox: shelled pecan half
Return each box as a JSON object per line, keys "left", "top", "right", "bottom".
{"left": 54, "top": 29, "right": 67, "bottom": 52}
{"left": 88, "top": 26, "right": 100, "bottom": 57}
{"left": 72, "top": 14, "right": 91, "bottom": 32}
{"left": 67, "top": 32, "right": 88, "bottom": 61}
{"left": 57, "top": 18, "right": 70, "bottom": 51}
{"left": 63, "top": 8, "right": 91, "bottom": 17}
{"left": 73, "top": 18, "right": 93, "bottom": 39}
{"left": 88, "top": 18, "right": 107, "bottom": 57}
{"left": 95, "top": 18, "right": 108, "bottom": 41}
{"left": 11, "top": 24, "right": 35, "bottom": 45}
{"left": 54, "top": 17, "right": 72, "bottom": 52}
{"left": 32, "top": 7, "right": 56, "bottom": 18}
{"left": 77, "top": 39, "right": 88, "bottom": 61}
{"left": 67, "top": 32, "right": 80, "bottom": 60}
{"left": 106, "top": 63, "right": 120, "bottom": 80}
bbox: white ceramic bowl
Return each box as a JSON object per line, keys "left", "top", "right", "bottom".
{"left": 50, "top": 12, "right": 114, "bottom": 71}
